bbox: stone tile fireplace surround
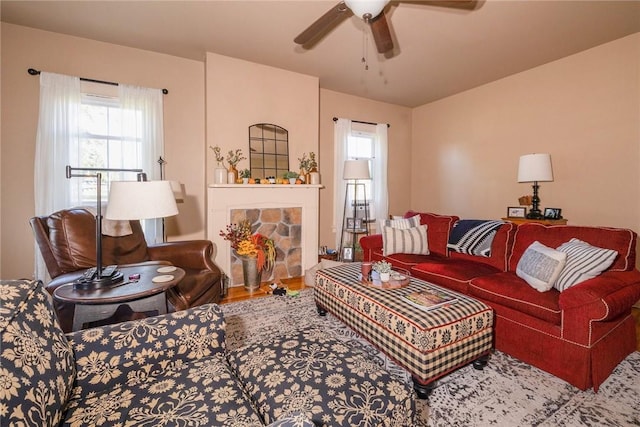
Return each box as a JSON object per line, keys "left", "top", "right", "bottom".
{"left": 207, "top": 184, "right": 321, "bottom": 287}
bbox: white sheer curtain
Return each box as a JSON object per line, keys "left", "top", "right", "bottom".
{"left": 118, "top": 84, "right": 165, "bottom": 244}
{"left": 34, "top": 72, "right": 81, "bottom": 280}
{"left": 373, "top": 123, "right": 389, "bottom": 223}
{"left": 333, "top": 118, "right": 352, "bottom": 251}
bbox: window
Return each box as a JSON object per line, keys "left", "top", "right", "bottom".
{"left": 71, "top": 94, "right": 145, "bottom": 206}
{"left": 333, "top": 118, "right": 388, "bottom": 253}
{"left": 346, "top": 131, "right": 375, "bottom": 218}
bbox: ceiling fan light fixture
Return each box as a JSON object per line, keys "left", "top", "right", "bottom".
{"left": 344, "top": 0, "right": 390, "bottom": 21}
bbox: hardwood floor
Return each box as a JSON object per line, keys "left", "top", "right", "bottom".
{"left": 219, "top": 276, "right": 307, "bottom": 304}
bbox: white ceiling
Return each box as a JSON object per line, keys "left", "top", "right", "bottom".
{"left": 2, "top": 0, "right": 639, "bottom": 107}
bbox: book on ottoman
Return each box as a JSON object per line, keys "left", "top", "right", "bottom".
{"left": 404, "top": 289, "right": 458, "bottom": 311}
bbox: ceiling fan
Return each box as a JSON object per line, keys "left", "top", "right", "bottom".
{"left": 294, "top": 0, "right": 474, "bottom": 54}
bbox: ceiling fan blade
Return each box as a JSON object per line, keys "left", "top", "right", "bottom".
{"left": 294, "top": 1, "right": 351, "bottom": 45}
{"left": 398, "top": 0, "right": 478, "bottom": 10}
{"left": 370, "top": 11, "right": 394, "bottom": 53}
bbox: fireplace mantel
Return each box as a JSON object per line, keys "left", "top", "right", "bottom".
{"left": 207, "top": 184, "right": 322, "bottom": 287}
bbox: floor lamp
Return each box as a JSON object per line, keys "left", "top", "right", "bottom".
{"left": 66, "top": 166, "right": 177, "bottom": 289}
{"left": 340, "top": 159, "right": 371, "bottom": 261}
{"left": 517, "top": 153, "right": 553, "bottom": 219}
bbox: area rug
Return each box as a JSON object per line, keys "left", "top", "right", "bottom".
{"left": 221, "top": 288, "right": 640, "bottom": 426}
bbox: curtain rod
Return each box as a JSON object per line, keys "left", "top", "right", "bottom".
{"left": 28, "top": 68, "right": 169, "bottom": 95}
{"left": 333, "top": 117, "right": 390, "bottom": 128}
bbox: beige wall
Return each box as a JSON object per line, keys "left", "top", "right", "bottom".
{"left": 1, "top": 23, "right": 206, "bottom": 279}
{"left": 318, "top": 89, "right": 412, "bottom": 250}
{"left": 412, "top": 33, "right": 640, "bottom": 233}
{"left": 2, "top": 22, "right": 638, "bottom": 279}
{"left": 205, "top": 52, "right": 319, "bottom": 186}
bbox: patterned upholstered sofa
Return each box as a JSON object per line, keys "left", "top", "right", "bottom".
{"left": 1, "top": 279, "right": 414, "bottom": 427}
{"left": 360, "top": 211, "right": 640, "bottom": 392}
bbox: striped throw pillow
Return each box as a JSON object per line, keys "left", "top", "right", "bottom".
{"left": 554, "top": 238, "right": 617, "bottom": 291}
{"left": 381, "top": 214, "right": 421, "bottom": 230}
{"left": 382, "top": 224, "right": 429, "bottom": 256}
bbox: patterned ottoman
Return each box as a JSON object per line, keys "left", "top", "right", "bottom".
{"left": 227, "top": 327, "right": 416, "bottom": 427}
{"left": 314, "top": 264, "right": 494, "bottom": 398}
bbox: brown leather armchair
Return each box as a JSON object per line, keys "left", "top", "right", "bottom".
{"left": 30, "top": 208, "right": 223, "bottom": 332}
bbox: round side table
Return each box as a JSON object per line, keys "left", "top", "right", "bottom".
{"left": 53, "top": 264, "right": 185, "bottom": 331}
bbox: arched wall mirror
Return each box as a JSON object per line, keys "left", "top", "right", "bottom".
{"left": 249, "top": 123, "right": 289, "bottom": 180}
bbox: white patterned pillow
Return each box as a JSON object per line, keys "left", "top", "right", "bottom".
{"left": 381, "top": 214, "right": 421, "bottom": 230}
{"left": 382, "top": 224, "right": 429, "bottom": 256}
{"left": 516, "top": 241, "right": 567, "bottom": 292}
{"left": 554, "top": 238, "right": 618, "bottom": 291}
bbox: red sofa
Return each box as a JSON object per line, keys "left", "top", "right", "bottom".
{"left": 360, "top": 211, "right": 640, "bottom": 391}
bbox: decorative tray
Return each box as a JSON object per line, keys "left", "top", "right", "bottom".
{"left": 359, "top": 268, "right": 411, "bottom": 289}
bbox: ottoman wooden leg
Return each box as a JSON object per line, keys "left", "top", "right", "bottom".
{"left": 412, "top": 378, "right": 436, "bottom": 400}
{"left": 316, "top": 303, "right": 327, "bottom": 316}
{"left": 472, "top": 353, "right": 489, "bottom": 370}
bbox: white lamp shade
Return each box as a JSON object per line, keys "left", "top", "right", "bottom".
{"left": 345, "top": 0, "right": 390, "bottom": 19}
{"left": 518, "top": 153, "right": 553, "bottom": 183}
{"left": 343, "top": 159, "right": 371, "bottom": 180}
{"left": 105, "top": 181, "right": 178, "bottom": 220}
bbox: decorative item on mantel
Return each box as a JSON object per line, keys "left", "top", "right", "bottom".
{"left": 226, "top": 149, "right": 246, "bottom": 184}
{"left": 220, "top": 220, "right": 275, "bottom": 291}
{"left": 284, "top": 171, "right": 299, "bottom": 184}
{"left": 239, "top": 168, "right": 250, "bottom": 184}
{"left": 298, "top": 152, "right": 320, "bottom": 185}
{"left": 210, "top": 145, "right": 227, "bottom": 184}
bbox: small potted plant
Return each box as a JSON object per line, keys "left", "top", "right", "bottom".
{"left": 239, "top": 169, "right": 250, "bottom": 184}
{"left": 284, "top": 171, "right": 299, "bottom": 184}
{"left": 373, "top": 260, "right": 393, "bottom": 282}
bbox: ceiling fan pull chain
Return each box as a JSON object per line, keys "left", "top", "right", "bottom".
{"left": 362, "top": 29, "right": 369, "bottom": 71}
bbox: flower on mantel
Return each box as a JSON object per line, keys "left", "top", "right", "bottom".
{"left": 226, "top": 149, "right": 246, "bottom": 168}
{"left": 210, "top": 145, "right": 225, "bottom": 166}
{"left": 220, "top": 220, "right": 275, "bottom": 271}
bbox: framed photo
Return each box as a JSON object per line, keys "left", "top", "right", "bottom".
{"left": 342, "top": 246, "right": 353, "bottom": 261}
{"left": 507, "top": 207, "right": 527, "bottom": 218}
{"left": 544, "top": 208, "right": 562, "bottom": 220}
{"left": 345, "top": 217, "right": 363, "bottom": 230}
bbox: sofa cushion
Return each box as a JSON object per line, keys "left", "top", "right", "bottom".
{"left": 228, "top": 327, "right": 416, "bottom": 427}
{"left": 404, "top": 211, "right": 459, "bottom": 257}
{"left": 509, "top": 223, "right": 636, "bottom": 272}
{"left": 382, "top": 224, "right": 429, "bottom": 256}
{"left": 469, "top": 272, "right": 562, "bottom": 325}
{"left": 0, "top": 280, "right": 76, "bottom": 427}
{"left": 516, "top": 241, "right": 567, "bottom": 292}
{"left": 63, "top": 352, "right": 266, "bottom": 427}
{"left": 411, "top": 259, "right": 501, "bottom": 294}
{"left": 554, "top": 238, "right": 618, "bottom": 291}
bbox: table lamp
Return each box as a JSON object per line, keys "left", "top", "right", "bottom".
{"left": 66, "top": 166, "right": 178, "bottom": 289}
{"left": 517, "top": 153, "right": 553, "bottom": 219}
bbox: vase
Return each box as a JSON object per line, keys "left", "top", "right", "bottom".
{"left": 214, "top": 163, "right": 227, "bottom": 184}
{"left": 379, "top": 272, "right": 390, "bottom": 282}
{"left": 227, "top": 165, "right": 238, "bottom": 184}
{"left": 309, "top": 169, "right": 320, "bottom": 185}
{"left": 240, "top": 256, "right": 262, "bottom": 291}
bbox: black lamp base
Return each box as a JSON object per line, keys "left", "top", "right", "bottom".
{"left": 526, "top": 210, "right": 544, "bottom": 220}
{"left": 74, "top": 269, "right": 124, "bottom": 290}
